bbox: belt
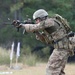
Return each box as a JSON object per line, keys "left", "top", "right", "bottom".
{"left": 54, "top": 40, "right": 69, "bottom": 49}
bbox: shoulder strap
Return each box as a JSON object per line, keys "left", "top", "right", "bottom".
{"left": 53, "top": 14, "right": 71, "bottom": 33}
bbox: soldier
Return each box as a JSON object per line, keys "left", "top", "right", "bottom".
{"left": 13, "top": 9, "right": 75, "bottom": 75}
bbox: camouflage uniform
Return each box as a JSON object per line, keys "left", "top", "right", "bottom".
{"left": 46, "top": 49, "right": 69, "bottom": 75}
{"left": 21, "top": 17, "right": 74, "bottom": 75}
{"left": 69, "top": 35, "right": 75, "bottom": 47}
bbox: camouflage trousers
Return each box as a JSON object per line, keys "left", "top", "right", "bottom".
{"left": 46, "top": 49, "right": 69, "bottom": 75}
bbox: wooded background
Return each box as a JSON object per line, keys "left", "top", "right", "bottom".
{"left": 0, "top": 0, "right": 75, "bottom": 61}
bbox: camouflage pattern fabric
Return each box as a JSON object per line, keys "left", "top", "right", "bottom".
{"left": 69, "top": 35, "right": 75, "bottom": 47}
{"left": 22, "top": 18, "right": 55, "bottom": 32}
{"left": 46, "top": 49, "right": 69, "bottom": 75}
{"left": 21, "top": 17, "right": 74, "bottom": 75}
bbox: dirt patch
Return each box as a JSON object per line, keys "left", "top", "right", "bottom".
{"left": 0, "top": 63, "right": 75, "bottom": 75}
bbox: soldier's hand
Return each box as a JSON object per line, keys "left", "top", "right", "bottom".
{"left": 12, "top": 20, "right": 21, "bottom": 28}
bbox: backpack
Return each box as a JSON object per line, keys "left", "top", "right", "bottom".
{"left": 53, "top": 14, "right": 71, "bottom": 33}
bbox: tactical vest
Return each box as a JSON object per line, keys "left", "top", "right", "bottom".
{"left": 53, "top": 14, "right": 71, "bottom": 33}
{"left": 40, "top": 16, "right": 74, "bottom": 56}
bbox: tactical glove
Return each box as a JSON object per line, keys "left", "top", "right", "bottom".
{"left": 12, "top": 20, "right": 22, "bottom": 28}
{"left": 12, "top": 20, "right": 22, "bottom": 32}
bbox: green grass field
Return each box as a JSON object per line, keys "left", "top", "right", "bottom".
{"left": 0, "top": 63, "right": 75, "bottom": 75}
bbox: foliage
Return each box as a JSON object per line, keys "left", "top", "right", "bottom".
{"left": 0, "top": 0, "right": 75, "bottom": 61}
{"left": 20, "top": 54, "right": 37, "bottom": 66}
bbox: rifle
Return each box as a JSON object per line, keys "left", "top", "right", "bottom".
{"left": 12, "top": 19, "right": 34, "bottom": 34}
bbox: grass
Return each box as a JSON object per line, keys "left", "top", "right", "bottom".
{"left": 0, "top": 47, "right": 10, "bottom": 65}
{"left": 20, "top": 54, "right": 38, "bottom": 66}
{"left": 0, "top": 47, "right": 75, "bottom": 75}
{"left": 0, "top": 47, "right": 39, "bottom": 66}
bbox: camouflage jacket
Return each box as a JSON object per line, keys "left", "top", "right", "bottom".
{"left": 21, "top": 17, "right": 75, "bottom": 55}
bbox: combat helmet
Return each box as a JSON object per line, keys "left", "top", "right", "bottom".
{"left": 33, "top": 9, "right": 48, "bottom": 20}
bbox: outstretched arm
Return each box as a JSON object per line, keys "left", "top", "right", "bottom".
{"left": 20, "top": 18, "right": 54, "bottom": 32}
